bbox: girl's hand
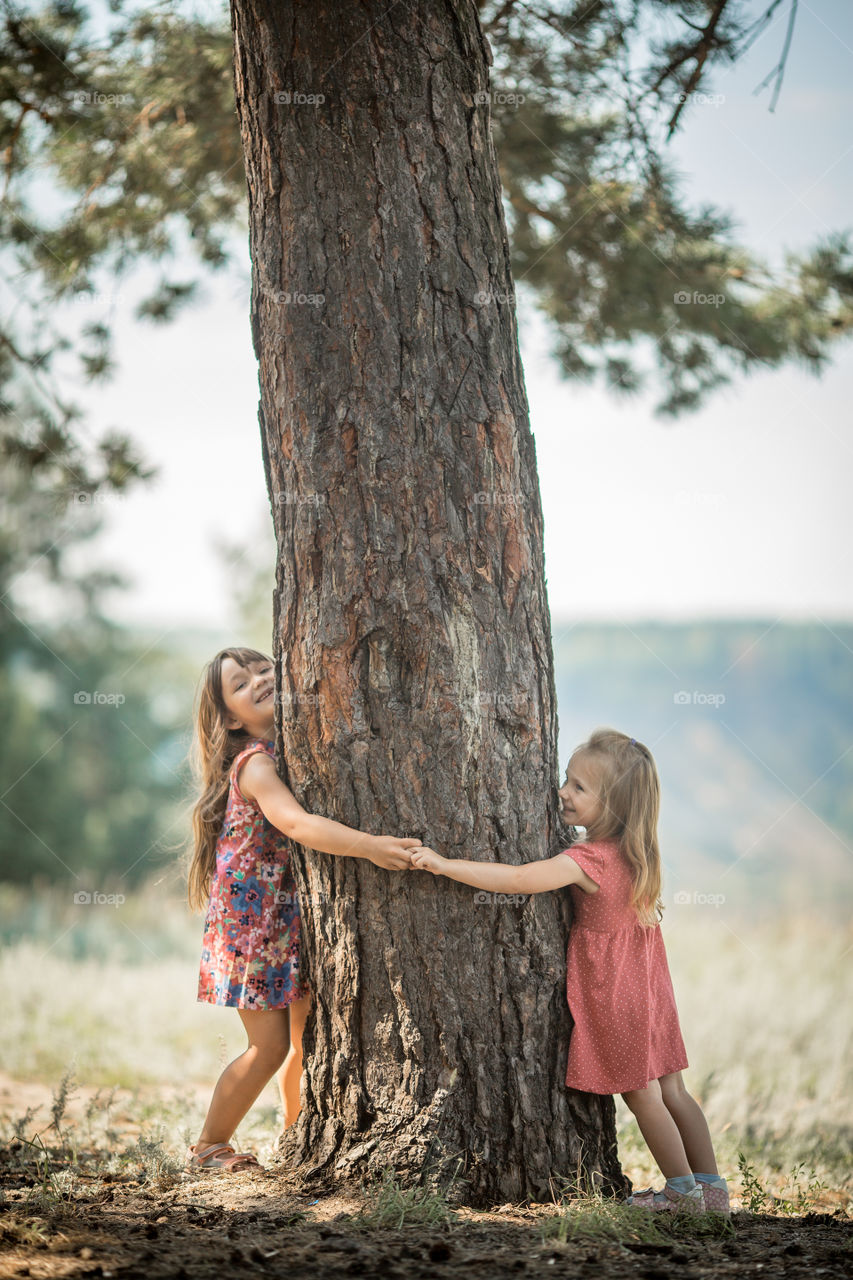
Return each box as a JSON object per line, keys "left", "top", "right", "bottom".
{"left": 410, "top": 846, "right": 445, "bottom": 874}
{"left": 366, "top": 836, "right": 423, "bottom": 871}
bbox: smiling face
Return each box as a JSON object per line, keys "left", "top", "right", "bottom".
{"left": 220, "top": 655, "right": 275, "bottom": 739}
{"left": 558, "top": 753, "right": 605, "bottom": 834}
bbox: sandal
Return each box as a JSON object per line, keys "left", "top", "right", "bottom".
{"left": 698, "top": 1178, "right": 731, "bottom": 1216}
{"left": 185, "top": 1142, "right": 264, "bottom": 1173}
{"left": 627, "top": 1184, "right": 704, "bottom": 1213}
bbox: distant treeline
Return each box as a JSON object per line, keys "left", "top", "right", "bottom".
{"left": 0, "top": 622, "right": 199, "bottom": 889}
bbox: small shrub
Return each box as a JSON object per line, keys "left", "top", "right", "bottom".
{"left": 738, "top": 1153, "right": 772, "bottom": 1213}
{"left": 738, "top": 1152, "right": 829, "bottom": 1216}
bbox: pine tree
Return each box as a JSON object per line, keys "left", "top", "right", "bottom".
{"left": 1, "top": 0, "right": 849, "bottom": 500}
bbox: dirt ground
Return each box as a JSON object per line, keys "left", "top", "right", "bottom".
{"left": 1, "top": 1075, "right": 850, "bottom": 1280}
{"left": 2, "top": 1174, "right": 851, "bottom": 1280}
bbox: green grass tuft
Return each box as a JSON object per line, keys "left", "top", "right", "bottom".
{"left": 358, "top": 1165, "right": 459, "bottom": 1230}
{"left": 541, "top": 1191, "right": 734, "bottom": 1244}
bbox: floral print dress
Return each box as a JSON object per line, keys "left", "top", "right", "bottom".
{"left": 197, "top": 738, "right": 309, "bottom": 1009}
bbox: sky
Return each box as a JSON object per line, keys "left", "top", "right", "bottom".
{"left": 54, "top": 0, "right": 853, "bottom": 635}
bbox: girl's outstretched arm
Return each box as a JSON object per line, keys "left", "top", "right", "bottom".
{"left": 239, "top": 753, "right": 419, "bottom": 870}
{"left": 410, "top": 847, "right": 598, "bottom": 895}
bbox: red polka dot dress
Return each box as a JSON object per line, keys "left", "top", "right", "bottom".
{"left": 562, "top": 838, "right": 688, "bottom": 1094}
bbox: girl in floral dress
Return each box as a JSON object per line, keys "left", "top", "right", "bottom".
{"left": 185, "top": 646, "right": 422, "bottom": 1173}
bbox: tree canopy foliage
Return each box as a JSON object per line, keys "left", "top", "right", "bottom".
{"left": 0, "top": 0, "right": 850, "bottom": 503}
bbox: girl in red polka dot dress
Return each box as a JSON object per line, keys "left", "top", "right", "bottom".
{"left": 411, "top": 728, "right": 729, "bottom": 1215}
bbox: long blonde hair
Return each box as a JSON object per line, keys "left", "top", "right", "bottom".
{"left": 186, "top": 646, "right": 272, "bottom": 913}
{"left": 572, "top": 728, "right": 664, "bottom": 927}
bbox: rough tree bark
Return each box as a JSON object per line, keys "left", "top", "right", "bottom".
{"left": 230, "top": 0, "right": 626, "bottom": 1205}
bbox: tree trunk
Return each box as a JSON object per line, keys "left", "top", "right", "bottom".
{"left": 230, "top": 0, "right": 626, "bottom": 1206}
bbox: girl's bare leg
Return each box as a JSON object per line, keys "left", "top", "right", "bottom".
{"left": 658, "top": 1070, "right": 718, "bottom": 1173}
{"left": 276, "top": 993, "right": 311, "bottom": 1128}
{"left": 195, "top": 1009, "right": 290, "bottom": 1149}
{"left": 621, "top": 1078, "right": 693, "bottom": 1179}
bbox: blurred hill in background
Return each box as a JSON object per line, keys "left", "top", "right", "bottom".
{"left": 1, "top": 611, "right": 850, "bottom": 921}
{"left": 553, "top": 619, "right": 853, "bottom": 917}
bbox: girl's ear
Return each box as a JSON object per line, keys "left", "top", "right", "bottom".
{"left": 223, "top": 710, "right": 243, "bottom": 731}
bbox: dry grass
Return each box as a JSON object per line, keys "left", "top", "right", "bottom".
{"left": 615, "top": 909, "right": 852, "bottom": 1204}
{"left": 1, "top": 884, "right": 850, "bottom": 1208}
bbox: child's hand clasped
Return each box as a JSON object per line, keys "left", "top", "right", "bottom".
{"left": 366, "top": 836, "right": 424, "bottom": 871}
{"left": 409, "top": 846, "right": 444, "bottom": 874}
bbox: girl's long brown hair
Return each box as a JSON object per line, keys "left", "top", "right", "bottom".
{"left": 573, "top": 728, "right": 664, "bottom": 927}
{"left": 186, "top": 646, "right": 273, "bottom": 913}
